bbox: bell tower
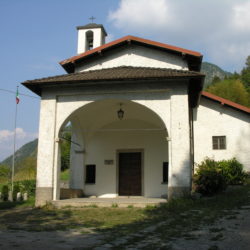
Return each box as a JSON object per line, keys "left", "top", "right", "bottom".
{"left": 76, "top": 23, "right": 107, "bottom": 54}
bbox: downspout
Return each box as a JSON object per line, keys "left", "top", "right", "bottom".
{"left": 189, "top": 106, "right": 195, "bottom": 191}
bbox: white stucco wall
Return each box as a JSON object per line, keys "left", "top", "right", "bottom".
{"left": 193, "top": 98, "right": 250, "bottom": 171}
{"left": 75, "top": 45, "right": 188, "bottom": 72}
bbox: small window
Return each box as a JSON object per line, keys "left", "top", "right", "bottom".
{"left": 212, "top": 136, "right": 226, "bottom": 150}
{"left": 162, "top": 162, "right": 169, "bottom": 183}
{"left": 85, "top": 164, "right": 96, "bottom": 184}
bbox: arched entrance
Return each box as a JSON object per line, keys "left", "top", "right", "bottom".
{"left": 57, "top": 99, "right": 169, "bottom": 199}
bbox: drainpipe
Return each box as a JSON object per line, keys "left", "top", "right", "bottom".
{"left": 189, "top": 107, "right": 195, "bottom": 191}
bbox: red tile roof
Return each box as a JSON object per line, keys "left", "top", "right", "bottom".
{"left": 60, "top": 35, "right": 203, "bottom": 73}
{"left": 202, "top": 91, "right": 250, "bottom": 114}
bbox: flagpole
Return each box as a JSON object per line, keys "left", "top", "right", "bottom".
{"left": 11, "top": 85, "right": 19, "bottom": 199}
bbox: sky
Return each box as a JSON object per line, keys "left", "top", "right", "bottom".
{"left": 0, "top": 0, "right": 250, "bottom": 161}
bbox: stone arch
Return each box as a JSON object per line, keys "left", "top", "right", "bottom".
{"left": 56, "top": 92, "right": 170, "bottom": 138}
{"left": 54, "top": 97, "right": 170, "bottom": 199}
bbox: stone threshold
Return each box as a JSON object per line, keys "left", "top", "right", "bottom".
{"left": 52, "top": 197, "right": 167, "bottom": 208}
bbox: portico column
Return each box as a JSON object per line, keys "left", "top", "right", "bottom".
{"left": 69, "top": 119, "right": 84, "bottom": 190}
{"left": 35, "top": 94, "right": 57, "bottom": 206}
{"left": 168, "top": 87, "right": 191, "bottom": 199}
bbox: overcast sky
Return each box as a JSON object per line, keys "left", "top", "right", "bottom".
{"left": 0, "top": 0, "right": 250, "bottom": 161}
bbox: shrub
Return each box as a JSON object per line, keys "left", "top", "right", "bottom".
{"left": 13, "top": 184, "right": 20, "bottom": 201}
{"left": 1, "top": 185, "right": 9, "bottom": 201}
{"left": 218, "top": 158, "right": 248, "bottom": 185}
{"left": 194, "top": 158, "right": 227, "bottom": 196}
{"left": 19, "top": 180, "right": 36, "bottom": 196}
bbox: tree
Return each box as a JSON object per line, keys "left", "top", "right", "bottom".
{"left": 241, "top": 55, "right": 250, "bottom": 90}
{"left": 60, "top": 131, "right": 71, "bottom": 171}
{"left": 0, "top": 164, "right": 11, "bottom": 182}
{"left": 211, "top": 76, "right": 221, "bottom": 85}
{"left": 206, "top": 79, "right": 250, "bottom": 107}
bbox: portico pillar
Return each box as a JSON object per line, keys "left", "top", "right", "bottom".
{"left": 35, "top": 95, "right": 57, "bottom": 206}
{"left": 69, "top": 119, "right": 84, "bottom": 190}
{"left": 168, "top": 87, "right": 191, "bottom": 199}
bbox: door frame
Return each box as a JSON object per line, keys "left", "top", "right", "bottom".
{"left": 116, "top": 149, "right": 144, "bottom": 196}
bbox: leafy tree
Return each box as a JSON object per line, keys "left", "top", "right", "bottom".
{"left": 241, "top": 55, "right": 250, "bottom": 90}
{"left": 60, "top": 131, "right": 71, "bottom": 171}
{"left": 211, "top": 76, "right": 221, "bottom": 85}
{"left": 0, "top": 164, "right": 11, "bottom": 182}
{"left": 206, "top": 79, "right": 250, "bottom": 107}
{"left": 227, "top": 72, "right": 240, "bottom": 80}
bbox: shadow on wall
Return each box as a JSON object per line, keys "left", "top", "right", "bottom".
{"left": 169, "top": 151, "right": 192, "bottom": 198}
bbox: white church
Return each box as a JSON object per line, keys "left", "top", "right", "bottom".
{"left": 22, "top": 24, "right": 250, "bottom": 206}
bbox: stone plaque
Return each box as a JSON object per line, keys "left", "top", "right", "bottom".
{"left": 104, "top": 160, "right": 114, "bottom": 165}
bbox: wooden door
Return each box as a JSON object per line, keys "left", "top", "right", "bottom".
{"left": 119, "top": 152, "right": 142, "bottom": 196}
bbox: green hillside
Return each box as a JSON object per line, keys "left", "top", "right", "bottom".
{"left": 1, "top": 139, "right": 38, "bottom": 167}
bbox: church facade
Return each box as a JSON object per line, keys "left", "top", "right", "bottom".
{"left": 23, "top": 24, "right": 250, "bottom": 206}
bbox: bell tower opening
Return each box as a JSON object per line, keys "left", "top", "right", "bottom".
{"left": 76, "top": 23, "right": 107, "bottom": 54}
{"left": 86, "top": 30, "right": 94, "bottom": 51}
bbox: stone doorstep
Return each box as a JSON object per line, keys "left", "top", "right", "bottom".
{"left": 51, "top": 198, "right": 167, "bottom": 208}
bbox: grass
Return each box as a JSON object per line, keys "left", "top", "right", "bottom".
{"left": 0, "top": 196, "right": 35, "bottom": 210}
{"left": 60, "top": 169, "right": 70, "bottom": 181}
{"left": 0, "top": 184, "right": 249, "bottom": 247}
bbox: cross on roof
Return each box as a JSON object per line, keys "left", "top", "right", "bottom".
{"left": 89, "top": 16, "right": 96, "bottom": 23}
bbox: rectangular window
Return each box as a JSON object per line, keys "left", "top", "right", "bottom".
{"left": 212, "top": 136, "right": 226, "bottom": 150}
{"left": 85, "top": 164, "right": 96, "bottom": 184}
{"left": 162, "top": 162, "right": 169, "bottom": 183}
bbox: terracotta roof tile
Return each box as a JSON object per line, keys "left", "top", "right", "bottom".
{"left": 60, "top": 35, "right": 203, "bottom": 73}
{"left": 23, "top": 66, "right": 204, "bottom": 85}
{"left": 202, "top": 91, "right": 250, "bottom": 114}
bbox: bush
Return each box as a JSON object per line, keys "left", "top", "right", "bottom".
{"left": 13, "top": 184, "right": 20, "bottom": 201}
{"left": 0, "top": 180, "right": 36, "bottom": 202}
{"left": 194, "top": 158, "right": 227, "bottom": 196}
{"left": 20, "top": 180, "right": 36, "bottom": 196}
{"left": 194, "top": 157, "right": 248, "bottom": 196}
{"left": 1, "top": 185, "right": 9, "bottom": 201}
{"left": 218, "top": 158, "right": 248, "bottom": 185}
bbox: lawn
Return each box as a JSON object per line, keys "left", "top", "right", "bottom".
{"left": 0, "top": 184, "right": 250, "bottom": 239}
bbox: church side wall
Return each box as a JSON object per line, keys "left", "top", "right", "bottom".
{"left": 193, "top": 98, "right": 250, "bottom": 171}
{"left": 75, "top": 45, "right": 188, "bottom": 72}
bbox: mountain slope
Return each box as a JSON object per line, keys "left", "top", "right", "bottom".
{"left": 201, "top": 62, "right": 232, "bottom": 87}
{"left": 1, "top": 139, "right": 38, "bottom": 167}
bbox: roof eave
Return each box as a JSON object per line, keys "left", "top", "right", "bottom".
{"left": 22, "top": 74, "right": 204, "bottom": 97}
{"left": 202, "top": 91, "right": 250, "bottom": 114}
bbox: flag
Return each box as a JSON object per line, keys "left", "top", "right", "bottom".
{"left": 16, "top": 87, "right": 20, "bottom": 104}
